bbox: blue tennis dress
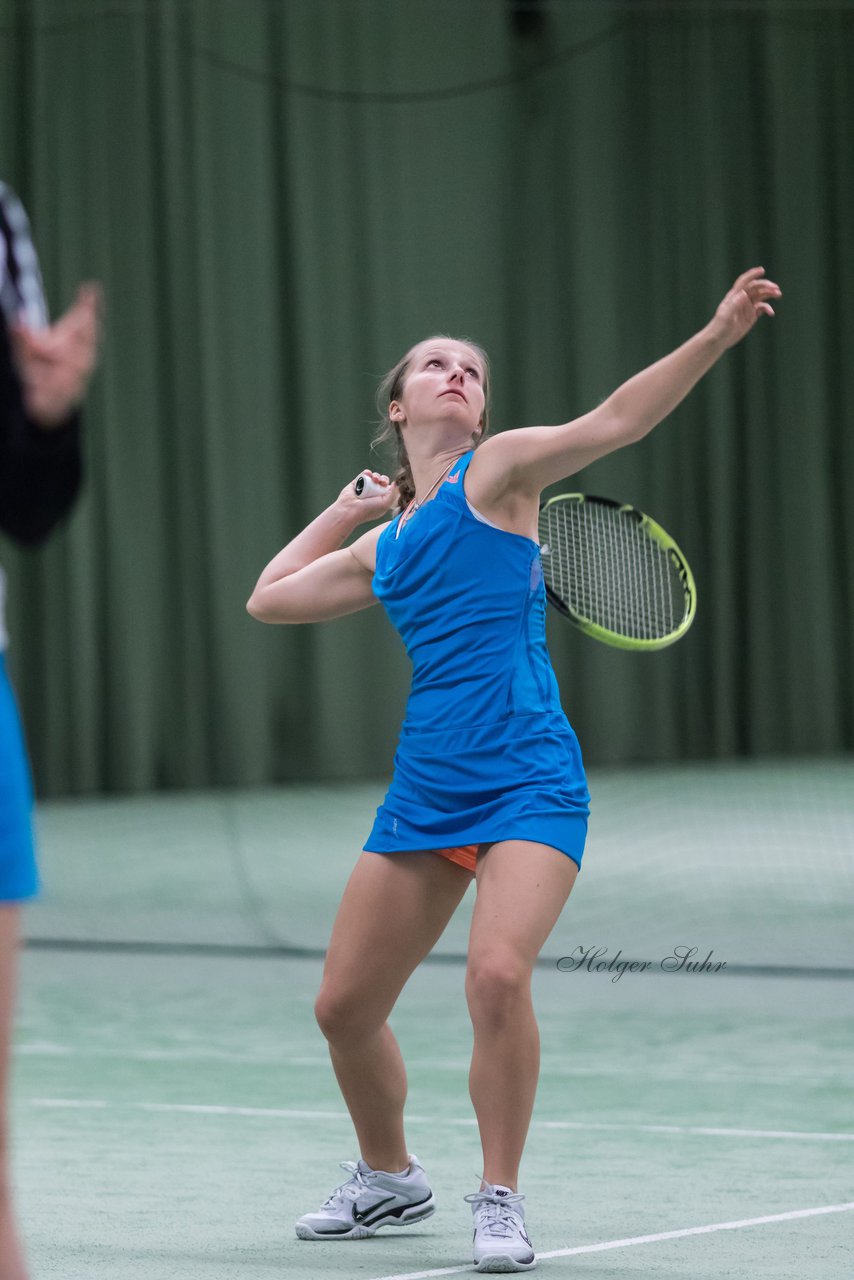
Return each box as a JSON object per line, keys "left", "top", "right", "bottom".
{"left": 363, "top": 448, "right": 590, "bottom": 869}
{"left": 0, "top": 653, "right": 38, "bottom": 901}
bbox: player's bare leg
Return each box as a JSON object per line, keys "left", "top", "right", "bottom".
{"left": 465, "top": 840, "right": 578, "bottom": 1191}
{"left": 0, "top": 906, "right": 29, "bottom": 1280}
{"left": 315, "top": 850, "right": 473, "bottom": 1172}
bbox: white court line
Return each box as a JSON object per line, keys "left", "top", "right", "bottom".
{"left": 17, "top": 1045, "right": 850, "bottom": 1087}
{"left": 26, "top": 1099, "right": 854, "bottom": 1141}
{"left": 365, "top": 1203, "right": 854, "bottom": 1280}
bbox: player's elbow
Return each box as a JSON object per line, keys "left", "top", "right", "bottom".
{"left": 246, "top": 587, "right": 278, "bottom": 622}
{"left": 601, "top": 399, "right": 654, "bottom": 448}
{"left": 246, "top": 584, "right": 308, "bottom": 625}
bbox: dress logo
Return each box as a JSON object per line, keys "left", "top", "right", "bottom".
{"left": 393, "top": 818, "right": 398, "bottom": 836}
{"left": 447, "top": 471, "right": 460, "bottom": 484}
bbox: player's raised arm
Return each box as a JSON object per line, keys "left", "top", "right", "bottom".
{"left": 482, "top": 268, "right": 781, "bottom": 496}
{"left": 246, "top": 472, "right": 397, "bottom": 624}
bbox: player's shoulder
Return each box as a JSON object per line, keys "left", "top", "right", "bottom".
{"left": 465, "top": 434, "right": 542, "bottom": 538}
{"left": 466, "top": 431, "right": 526, "bottom": 499}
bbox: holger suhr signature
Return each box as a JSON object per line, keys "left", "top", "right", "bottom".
{"left": 557, "top": 945, "right": 726, "bottom": 982}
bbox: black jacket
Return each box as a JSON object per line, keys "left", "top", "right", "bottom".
{"left": 0, "top": 311, "right": 82, "bottom": 547}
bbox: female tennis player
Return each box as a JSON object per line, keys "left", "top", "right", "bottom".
{"left": 247, "top": 266, "right": 780, "bottom": 1272}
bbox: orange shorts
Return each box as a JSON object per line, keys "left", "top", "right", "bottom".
{"left": 434, "top": 843, "right": 479, "bottom": 873}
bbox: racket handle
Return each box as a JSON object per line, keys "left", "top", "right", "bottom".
{"left": 354, "top": 473, "right": 386, "bottom": 498}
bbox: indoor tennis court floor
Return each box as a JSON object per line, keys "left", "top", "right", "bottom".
{"left": 14, "top": 762, "right": 854, "bottom": 1278}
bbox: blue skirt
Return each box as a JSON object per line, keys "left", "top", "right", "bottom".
{"left": 364, "top": 710, "right": 590, "bottom": 870}
{"left": 0, "top": 655, "right": 38, "bottom": 902}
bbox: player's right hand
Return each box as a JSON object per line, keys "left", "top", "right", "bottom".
{"left": 336, "top": 471, "right": 399, "bottom": 523}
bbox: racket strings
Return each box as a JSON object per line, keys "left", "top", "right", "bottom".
{"left": 541, "top": 501, "right": 685, "bottom": 640}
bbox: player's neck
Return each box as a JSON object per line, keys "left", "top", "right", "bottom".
{"left": 408, "top": 445, "right": 469, "bottom": 506}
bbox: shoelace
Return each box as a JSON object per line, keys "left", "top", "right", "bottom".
{"left": 463, "top": 1189, "right": 527, "bottom": 1239}
{"left": 321, "top": 1161, "right": 376, "bottom": 1209}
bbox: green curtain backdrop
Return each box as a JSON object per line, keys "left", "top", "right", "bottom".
{"left": 0, "top": 0, "right": 851, "bottom": 796}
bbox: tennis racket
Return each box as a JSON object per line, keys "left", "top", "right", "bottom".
{"left": 353, "top": 474, "right": 696, "bottom": 650}
{"left": 538, "top": 493, "right": 695, "bottom": 650}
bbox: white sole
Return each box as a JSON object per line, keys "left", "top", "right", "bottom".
{"left": 474, "top": 1252, "right": 536, "bottom": 1272}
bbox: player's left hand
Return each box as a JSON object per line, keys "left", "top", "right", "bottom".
{"left": 710, "top": 267, "right": 781, "bottom": 350}
{"left": 8, "top": 281, "right": 104, "bottom": 428}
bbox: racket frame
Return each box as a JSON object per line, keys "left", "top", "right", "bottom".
{"left": 539, "top": 493, "right": 697, "bottom": 651}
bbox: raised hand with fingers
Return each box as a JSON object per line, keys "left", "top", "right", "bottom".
{"left": 8, "top": 281, "right": 104, "bottom": 428}
{"left": 710, "top": 267, "right": 782, "bottom": 350}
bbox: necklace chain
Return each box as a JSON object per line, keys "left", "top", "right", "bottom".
{"left": 399, "top": 457, "right": 457, "bottom": 530}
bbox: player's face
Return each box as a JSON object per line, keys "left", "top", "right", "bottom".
{"left": 394, "top": 340, "right": 486, "bottom": 434}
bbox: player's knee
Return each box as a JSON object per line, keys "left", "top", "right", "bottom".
{"left": 314, "top": 984, "right": 382, "bottom": 1044}
{"left": 465, "top": 950, "right": 531, "bottom": 1025}
{"left": 313, "top": 987, "right": 351, "bottom": 1040}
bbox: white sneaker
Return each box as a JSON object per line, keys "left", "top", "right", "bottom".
{"left": 464, "top": 1181, "right": 536, "bottom": 1272}
{"left": 295, "top": 1152, "right": 436, "bottom": 1240}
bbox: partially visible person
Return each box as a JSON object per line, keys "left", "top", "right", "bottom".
{"left": 0, "top": 180, "right": 101, "bottom": 1280}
